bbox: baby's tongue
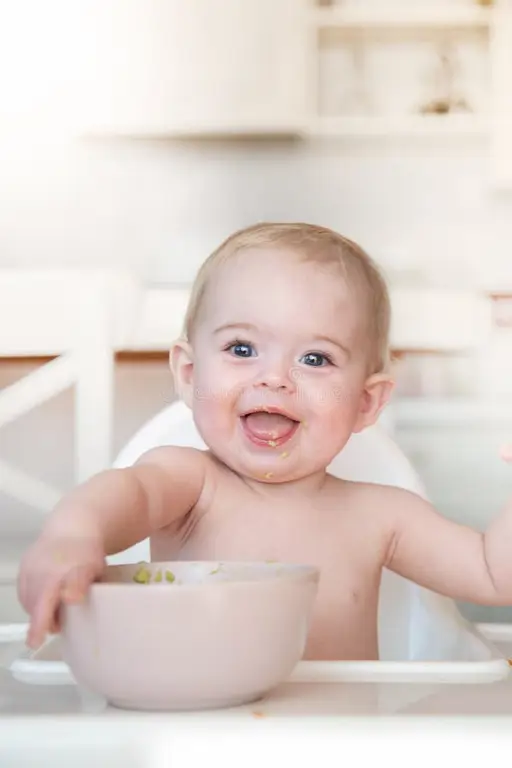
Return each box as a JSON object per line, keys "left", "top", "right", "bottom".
{"left": 244, "top": 412, "right": 296, "bottom": 440}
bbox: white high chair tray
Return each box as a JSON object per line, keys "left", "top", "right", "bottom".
{"left": 5, "top": 623, "right": 511, "bottom": 686}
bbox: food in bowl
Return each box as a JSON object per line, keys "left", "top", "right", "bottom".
{"left": 60, "top": 560, "right": 319, "bottom": 711}
{"left": 132, "top": 564, "right": 176, "bottom": 584}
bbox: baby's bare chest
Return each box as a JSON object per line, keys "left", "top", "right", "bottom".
{"left": 151, "top": 485, "right": 387, "bottom": 659}
{"left": 152, "top": 486, "right": 385, "bottom": 594}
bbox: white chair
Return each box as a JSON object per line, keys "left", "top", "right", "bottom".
{"left": 110, "top": 399, "right": 488, "bottom": 662}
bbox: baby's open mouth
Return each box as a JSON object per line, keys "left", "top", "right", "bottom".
{"left": 240, "top": 408, "right": 300, "bottom": 447}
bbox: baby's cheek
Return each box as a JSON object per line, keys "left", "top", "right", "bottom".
{"left": 303, "top": 391, "right": 360, "bottom": 455}
{"left": 196, "top": 361, "right": 245, "bottom": 403}
{"left": 193, "top": 364, "right": 229, "bottom": 402}
{"left": 192, "top": 405, "right": 229, "bottom": 454}
{"left": 304, "top": 380, "right": 355, "bottom": 418}
{"left": 299, "top": 422, "right": 350, "bottom": 473}
{"left": 192, "top": 387, "right": 239, "bottom": 446}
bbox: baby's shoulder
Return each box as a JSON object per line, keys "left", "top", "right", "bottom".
{"left": 136, "top": 445, "right": 230, "bottom": 512}
{"left": 327, "top": 474, "right": 425, "bottom": 513}
{"left": 136, "top": 444, "right": 215, "bottom": 470}
{"left": 134, "top": 445, "right": 224, "bottom": 492}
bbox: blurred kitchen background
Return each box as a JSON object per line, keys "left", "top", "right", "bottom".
{"left": 1, "top": 0, "right": 512, "bottom": 623}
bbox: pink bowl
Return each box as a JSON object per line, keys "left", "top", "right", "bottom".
{"left": 60, "top": 560, "right": 319, "bottom": 711}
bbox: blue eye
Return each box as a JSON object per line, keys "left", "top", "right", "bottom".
{"left": 301, "top": 352, "right": 332, "bottom": 367}
{"left": 226, "top": 341, "right": 255, "bottom": 358}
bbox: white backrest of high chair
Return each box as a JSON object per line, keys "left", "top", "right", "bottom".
{"left": 111, "top": 399, "right": 471, "bottom": 662}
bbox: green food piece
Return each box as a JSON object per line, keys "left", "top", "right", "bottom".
{"left": 154, "top": 569, "right": 163, "bottom": 583}
{"left": 133, "top": 565, "right": 151, "bottom": 584}
{"left": 210, "top": 564, "right": 222, "bottom": 575}
{"left": 165, "top": 570, "right": 176, "bottom": 583}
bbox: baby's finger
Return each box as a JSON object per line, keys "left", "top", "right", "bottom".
{"left": 27, "top": 579, "right": 62, "bottom": 649}
{"left": 60, "top": 564, "right": 96, "bottom": 604}
{"left": 16, "top": 566, "right": 29, "bottom": 615}
{"left": 48, "top": 613, "right": 61, "bottom": 635}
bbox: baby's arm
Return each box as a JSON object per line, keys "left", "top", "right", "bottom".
{"left": 18, "top": 446, "right": 209, "bottom": 647}
{"left": 43, "top": 446, "right": 209, "bottom": 554}
{"left": 381, "top": 485, "right": 512, "bottom": 605}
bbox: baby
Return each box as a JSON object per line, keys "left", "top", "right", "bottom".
{"left": 18, "top": 222, "right": 512, "bottom": 660}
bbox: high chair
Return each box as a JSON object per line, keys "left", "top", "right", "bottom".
{"left": 109, "top": 399, "right": 493, "bottom": 663}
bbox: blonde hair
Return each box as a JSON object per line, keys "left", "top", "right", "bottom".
{"left": 182, "top": 222, "right": 391, "bottom": 374}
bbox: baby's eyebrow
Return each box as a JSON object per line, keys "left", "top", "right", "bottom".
{"left": 213, "top": 322, "right": 257, "bottom": 336}
{"left": 312, "top": 335, "right": 351, "bottom": 359}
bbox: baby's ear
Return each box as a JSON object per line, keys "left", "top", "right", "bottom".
{"left": 170, "top": 340, "right": 195, "bottom": 407}
{"left": 352, "top": 373, "right": 395, "bottom": 433}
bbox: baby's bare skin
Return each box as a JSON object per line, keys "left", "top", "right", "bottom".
{"left": 152, "top": 460, "right": 385, "bottom": 660}
{"left": 149, "top": 450, "right": 512, "bottom": 661}
{"left": 21, "top": 439, "right": 512, "bottom": 655}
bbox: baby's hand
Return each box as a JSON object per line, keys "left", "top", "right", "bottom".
{"left": 501, "top": 444, "right": 512, "bottom": 463}
{"left": 17, "top": 535, "right": 105, "bottom": 649}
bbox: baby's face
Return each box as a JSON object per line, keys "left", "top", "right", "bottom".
{"left": 178, "top": 249, "right": 389, "bottom": 484}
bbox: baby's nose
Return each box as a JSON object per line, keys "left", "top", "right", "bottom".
{"left": 255, "top": 364, "right": 296, "bottom": 391}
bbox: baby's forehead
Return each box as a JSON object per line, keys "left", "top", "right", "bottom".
{"left": 209, "top": 246, "right": 352, "bottom": 297}
{"left": 200, "top": 250, "right": 366, "bottom": 339}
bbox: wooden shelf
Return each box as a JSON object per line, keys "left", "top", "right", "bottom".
{"left": 308, "top": 114, "right": 488, "bottom": 138}
{"left": 82, "top": 118, "right": 307, "bottom": 140}
{"left": 311, "top": 5, "right": 492, "bottom": 31}
{"left": 311, "top": 3, "right": 492, "bottom": 140}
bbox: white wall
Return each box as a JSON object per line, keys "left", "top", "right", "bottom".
{"left": 1, "top": 134, "right": 511, "bottom": 289}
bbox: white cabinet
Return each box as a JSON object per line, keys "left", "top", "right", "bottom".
{"left": 489, "top": 2, "right": 512, "bottom": 188}
{"left": 80, "top": 0, "right": 308, "bottom": 136}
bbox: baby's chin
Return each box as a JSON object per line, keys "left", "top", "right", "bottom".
{"left": 199, "top": 429, "right": 333, "bottom": 483}
{"left": 221, "top": 456, "right": 296, "bottom": 483}
{"left": 220, "top": 452, "right": 326, "bottom": 485}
